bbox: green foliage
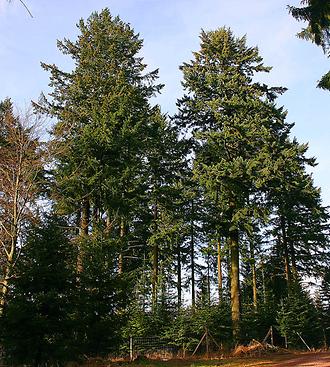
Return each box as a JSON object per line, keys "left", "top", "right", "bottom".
{"left": 241, "top": 294, "right": 279, "bottom": 343}
{"left": 1, "top": 10, "right": 328, "bottom": 361}
{"left": 269, "top": 163, "right": 330, "bottom": 280}
{"left": 73, "top": 236, "right": 129, "bottom": 357}
{"left": 176, "top": 26, "right": 298, "bottom": 341}
{"left": 318, "top": 268, "right": 330, "bottom": 346}
{"left": 176, "top": 26, "right": 292, "bottom": 238}
{"left": 288, "top": 0, "right": 330, "bottom": 90}
{"left": 36, "top": 8, "right": 163, "bottom": 220}
{"left": 318, "top": 70, "right": 330, "bottom": 90}
{"left": 1, "top": 215, "right": 77, "bottom": 365}
{"left": 0, "top": 217, "right": 131, "bottom": 363}
{"left": 288, "top": 0, "right": 330, "bottom": 51}
{"left": 277, "top": 284, "right": 322, "bottom": 348}
{"left": 163, "top": 304, "right": 232, "bottom": 352}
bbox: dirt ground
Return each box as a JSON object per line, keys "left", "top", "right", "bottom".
{"left": 114, "top": 352, "right": 330, "bottom": 367}
{"left": 270, "top": 352, "right": 330, "bottom": 367}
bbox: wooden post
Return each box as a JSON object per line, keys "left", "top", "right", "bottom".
{"left": 205, "top": 328, "right": 209, "bottom": 358}
{"left": 297, "top": 332, "right": 311, "bottom": 351}
{"left": 270, "top": 326, "right": 274, "bottom": 346}
{"left": 262, "top": 327, "right": 271, "bottom": 344}
{"left": 209, "top": 330, "right": 221, "bottom": 352}
{"left": 192, "top": 331, "right": 207, "bottom": 356}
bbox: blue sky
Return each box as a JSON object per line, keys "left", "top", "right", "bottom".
{"left": 0, "top": 0, "right": 329, "bottom": 205}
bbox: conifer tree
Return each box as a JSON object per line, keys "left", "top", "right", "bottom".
{"left": 267, "top": 140, "right": 329, "bottom": 288}
{"left": 143, "top": 111, "right": 188, "bottom": 310}
{"left": 1, "top": 215, "right": 77, "bottom": 365}
{"left": 34, "top": 9, "right": 163, "bottom": 273}
{"left": 288, "top": 0, "right": 330, "bottom": 90}
{"left": 176, "top": 27, "right": 295, "bottom": 341}
{"left": 277, "top": 284, "right": 322, "bottom": 348}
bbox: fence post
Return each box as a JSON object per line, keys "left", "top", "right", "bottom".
{"left": 270, "top": 326, "right": 274, "bottom": 346}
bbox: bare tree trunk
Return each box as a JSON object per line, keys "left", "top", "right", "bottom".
{"left": 76, "top": 210, "right": 81, "bottom": 236}
{"left": 1, "top": 173, "right": 19, "bottom": 314}
{"left": 217, "top": 237, "right": 223, "bottom": 303}
{"left": 177, "top": 242, "right": 182, "bottom": 309}
{"left": 77, "top": 197, "right": 90, "bottom": 273}
{"left": 0, "top": 267, "right": 10, "bottom": 316}
{"left": 80, "top": 197, "right": 90, "bottom": 236}
{"left": 152, "top": 203, "right": 158, "bottom": 308}
{"left": 92, "top": 203, "right": 99, "bottom": 233}
{"left": 261, "top": 257, "right": 266, "bottom": 304}
{"left": 288, "top": 235, "right": 298, "bottom": 280}
{"left": 226, "top": 237, "right": 231, "bottom": 293}
{"left": 230, "top": 228, "right": 240, "bottom": 342}
{"left": 0, "top": 105, "right": 43, "bottom": 316}
{"left": 280, "top": 215, "right": 291, "bottom": 289}
{"left": 207, "top": 250, "right": 211, "bottom": 306}
{"left": 249, "top": 238, "right": 257, "bottom": 310}
{"left": 118, "top": 217, "right": 125, "bottom": 275}
{"left": 190, "top": 200, "right": 195, "bottom": 308}
{"left": 105, "top": 210, "right": 115, "bottom": 234}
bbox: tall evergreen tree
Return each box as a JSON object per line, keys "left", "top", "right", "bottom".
{"left": 143, "top": 111, "right": 188, "bottom": 310}
{"left": 288, "top": 0, "right": 330, "bottom": 90}
{"left": 34, "top": 9, "right": 163, "bottom": 274}
{"left": 277, "top": 283, "right": 322, "bottom": 348}
{"left": 175, "top": 27, "right": 298, "bottom": 341}
{"left": 265, "top": 137, "right": 329, "bottom": 289}
{"left": 1, "top": 215, "right": 77, "bottom": 365}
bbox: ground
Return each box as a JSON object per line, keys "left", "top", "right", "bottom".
{"left": 109, "top": 352, "right": 330, "bottom": 367}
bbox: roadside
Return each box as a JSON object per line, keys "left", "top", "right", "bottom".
{"left": 105, "top": 352, "right": 330, "bottom": 367}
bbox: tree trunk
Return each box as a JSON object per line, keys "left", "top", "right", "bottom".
{"left": 226, "top": 238, "right": 231, "bottom": 294}
{"left": 77, "top": 197, "right": 90, "bottom": 273}
{"left": 207, "top": 250, "right": 211, "bottom": 306}
{"left": 230, "top": 228, "right": 240, "bottom": 342}
{"left": 0, "top": 177, "right": 19, "bottom": 314}
{"left": 190, "top": 200, "right": 195, "bottom": 308}
{"left": 249, "top": 238, "right": 258, "bottom": 310}
{"left": 152, "top": 203, "right": 158, "bottom": 308}
{"left": 80, "top": 197, "right": 90, "bottom": 236}
{"left": 217, "top": 237, "right": 223, "bottom": 303}
{"left": 289, "top": 239, "right": 298, "bottom": 279}
{"left": 177, "top": 242, "right": 182, "bottom": 309}
{"left": 76, "top": 210, "right": 81, "bottom": 236}
{"left": 287, "top": 220, "right": 298, "bottom": 280}
{"left": 118, "top": 217, "right": 125, "bottom": 275}
{"left": 92, "top": 204, "right": 99, "bottom": 233}
{"left": 105, "top": 210, "right": 115, "bottom": 234}
{"left": 0, "top": 267, "right": 10, "bottom": 316}
{"left": 261, "top": 258, "right": 267, "bottom": 304}
{"left": 280, "top": 215, "right": 291, "bottom": 289}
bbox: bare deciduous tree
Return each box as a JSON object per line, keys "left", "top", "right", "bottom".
{"left": 0, "top": 99, "right": 43, "bottom": 315}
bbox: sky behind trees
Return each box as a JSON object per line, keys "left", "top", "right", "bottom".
{"left": 0, "top": 0, "right": 329, "bottom": 204}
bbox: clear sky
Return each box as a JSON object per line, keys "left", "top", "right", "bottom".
{"left": 0, "top": 0, "right": 329, "bottom": 205}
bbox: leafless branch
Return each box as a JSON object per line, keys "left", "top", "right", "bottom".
{"left": 7, "top": 0, "right": 33, "bottom": 18}
{"left": 18, "top": 0, "right": 33, "bottom": 18}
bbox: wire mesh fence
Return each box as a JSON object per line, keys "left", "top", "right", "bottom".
{"left": 129, "top": 336, "right": 178, "bottom": 360}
